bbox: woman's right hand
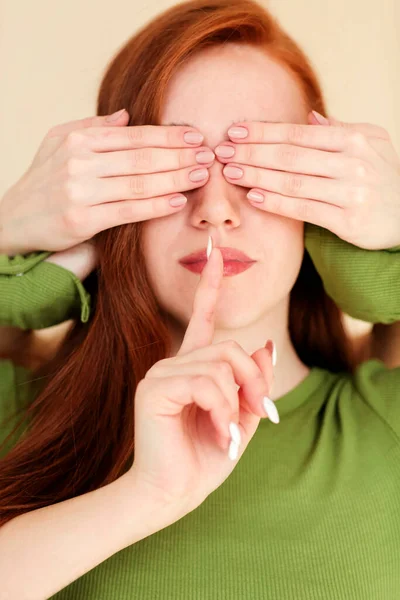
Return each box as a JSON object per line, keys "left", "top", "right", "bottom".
{"left": 0, "top": 109, "right": 215, "bottom": 255}
{"left": 128, "top": 244, "right": 279, "bottom": 519}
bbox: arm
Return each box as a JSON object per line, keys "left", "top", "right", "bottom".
{"left": 305, "top": 224, "right": 400, "bottom": 369}
{"left": 0, "top": 244, "right": 94, "bottom": 365}
{"left": 0, "top": 471, "right": 178, "bottom": 600}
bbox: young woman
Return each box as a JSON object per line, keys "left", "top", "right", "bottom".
{"left": 1, "top": 0, "right": 400, "bottom": 597}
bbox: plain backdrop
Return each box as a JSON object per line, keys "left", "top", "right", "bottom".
{"left": 1, "top": 0, "right": 399, "bottom": 339}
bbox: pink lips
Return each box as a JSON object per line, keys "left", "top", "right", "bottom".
{"left": 179, "top": 247, "right": 256, "bottom": 277}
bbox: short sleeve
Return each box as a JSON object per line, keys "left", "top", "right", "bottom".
{"left": 0, "top": 253, "right": 91, "bottom": 329}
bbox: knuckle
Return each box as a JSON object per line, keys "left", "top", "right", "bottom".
{"left": 224, "top": 339, "right": 241, "bottom": 352}
{"left": 269, "top": 193, "right": 284, "bottom": 214}
{"left": 127, "top": 126, "right": 145, "bottom": 145}
{"left": 177, "top": 150, "right": 186, "bottom": 169}
{"left": 286, "top": 124, "right": 305, "bottom": 145}
{"left": 61, "top": 207, "right": 88, "bottom": 236}
{"left": 214, "top": 361, "right": 233, "bottom": 379}
{"left": 296, "top": 199, "right": 312, "bottom": 221}
{"left": 65, "top": 157, "right": 83, "bottom": 177}
{"left": 282, "top": 173, "right": 303, "bottom": 195}
{"left": 276, "top": 145, "right": 300, "bottom": 168}
{"left": 165, "top": 127, "right": 177, "bottom": 147}
{"left": 347, "top": 131, "right": 369, "bottom": 150}
{"left": 244, "top": 144, "right": 254, "bottom": 162}
{"left": 171, "top": 169, "right": 182, "bottom": 190}
{"left": 64, "top": 179, "right": 83, "bottom": 203}
{"left": 192, "top": 374, "right": 211, "bottom": 390}
{"left": 129, "top": 174, "right": 147, "bottom": 197}
{"left": 352, "top": 159, "right": 368, "bottom": 179}
{"left": 352, "top": 158, "right": 376, "bottom": 181}
{"left": 131, "top": 147, "right": 152, "bottom": 171}
{"left": 64, "top": 131, "right": 86, "bottom": 151}
{"left": 348, "top": 184, "right": 369, "bottom": 206}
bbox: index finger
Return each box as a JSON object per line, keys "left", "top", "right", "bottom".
{"left": 84, "top": 125, "right": 205, "bottom": 152}
{"left": 46, "top": 110, "right": 130, "bottom": 138}
{"left": 177, "top": 237, "right": 224, "bottom": 356}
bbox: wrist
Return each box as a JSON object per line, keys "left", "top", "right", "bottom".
{"left": 114, "top": 470, "right": 188, "bottom": 546}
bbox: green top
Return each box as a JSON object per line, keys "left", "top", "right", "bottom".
{"left": 1, "top": 224, "right": 400, "bottom": 599}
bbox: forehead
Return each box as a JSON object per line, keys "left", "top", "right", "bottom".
{"left": 161, "top": 43, "right": 307, "bottom": 145}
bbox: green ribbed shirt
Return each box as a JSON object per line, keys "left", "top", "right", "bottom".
{"left": 1, "top": 224, "right": 400, "bottom": 599}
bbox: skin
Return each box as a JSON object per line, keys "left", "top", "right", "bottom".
{"left": 142, "top": 42, "right": 311, "bottom": 400}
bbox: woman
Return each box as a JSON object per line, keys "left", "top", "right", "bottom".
{"left": 1, "top": 0, "right": 400, "bottom": 597}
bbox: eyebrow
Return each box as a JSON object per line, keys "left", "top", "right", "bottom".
{"left": 166, "top": 118, "right": 282, "bottom": 127}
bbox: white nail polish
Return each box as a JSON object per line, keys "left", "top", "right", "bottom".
{"left": 206, "top": 234, "right": 213, "bottom": 260}
{"left": 228, "top": 440, "right": 240, "bottom": 461}
{"left": 271, "top": 341, "right": 277, "bottom": 367}
{"left": 262, "top": 396, "right": 280, "bottom": 424}
{"left": 229, "top": 421, "right": 241, "bottom": 445}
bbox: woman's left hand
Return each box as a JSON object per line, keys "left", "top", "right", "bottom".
{"left": 215, "top": 111, "right": 400, "bottom": 250}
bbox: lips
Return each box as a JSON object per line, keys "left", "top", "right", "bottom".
{"left": 180, "top": 246, "right": 254, "bottom": 264}
{"left": 179, "top": 246, "right": 256, "bottom": 277}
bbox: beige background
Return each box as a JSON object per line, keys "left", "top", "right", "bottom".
{"left": 1, "top": 0, "right": 399, "bottom": 338}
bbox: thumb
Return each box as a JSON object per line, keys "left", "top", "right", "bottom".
{"left": 308, "top": 110, "right": 331, "bottom": 126}
{"left": 307, "top": 110, "right": 389, "bottom": 140}
{"left": 47, "top": 108, "right": 129, "bottom": 138}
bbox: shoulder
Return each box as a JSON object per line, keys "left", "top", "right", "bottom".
{"left": 340, "top": 358, "right": 400, "bottom": 440}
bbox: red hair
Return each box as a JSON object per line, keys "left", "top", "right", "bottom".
{"left": 0, "top": 0, "right": 356, "bottom": 527}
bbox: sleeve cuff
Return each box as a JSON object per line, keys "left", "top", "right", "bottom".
{"left": 0, "top": 254, "right": 91, "bottom": 329}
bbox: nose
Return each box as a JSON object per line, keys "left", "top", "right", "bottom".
{"left": 188, "top": 160, "right": 242, "bottom": 233}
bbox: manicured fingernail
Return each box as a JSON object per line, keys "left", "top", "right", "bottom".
{"left": 228, "top": 440, "right": 240, "bottom": 461}
{"left": 271, "top": 341, "right": 277, "bottom": 367}
{"left": 169, "top": 195, "right": 187, "bottom": 207}
{"left": 229, "top": 421, "right": 241, "bottom": 445}
{"left": 223, "top": 165, "right": 243, "bottom": 179}
{"left": 206, "top": 234, "right": 213, "bottom": 260}
{"left": 215, "top": 145, "right": 235, "bottom": 158}
{"left": 247, "top": 191, "right": 264, "bottom": 203}
{"left": 265, "top": 339, "right": 277, "bottom": 367}
{"left": 184, "top": 131, "right": 204, "bottom": 144}
{"left": 311, "top": 110, "right": 329, "bottom": 125}
{"left": 196, "top": 150, "right": 215, "bottom": 163}
{"left": 262, "top": 396, "right": 280, "bottom": 423}
{"left": 106, "top": 108, "right": 126, "bottom": 122}
{"left": 228, "top": 126, "right": 248, "bottom": 138}
{"left": 189, "top": 168, "right": 208, "bottom": 182}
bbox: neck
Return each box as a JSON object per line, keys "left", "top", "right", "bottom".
{"left": 166, "top": 296, "right": 311, "bottom": 401}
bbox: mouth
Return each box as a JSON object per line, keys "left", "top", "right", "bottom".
{"left": 179, "top": 246, "right": 256, "bottom": 277}
{"left": 180, "top": 260, "right": 256, "bottom": 277}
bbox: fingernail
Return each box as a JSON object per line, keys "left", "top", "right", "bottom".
{"left": 311, "top": 110, "right": 329, "bottom": 125}
{"left": 247, "top": 191, "right": 264, "bottom": 203}
{"left": 196, "top": 150, "right": 215, "bottom": 164}
{"left": 106, "top": 108, "right": 126, "bottom": 122}
{"left": 262, "top": 396, "right": 280, "bottom": 423}
{"left": 189, "top": 168, "right": 208, "bottom": 182}
{"left": 184, "top": 131, "right": 204, "bottom": 144}
{"left": 206, "top": 234, "right": 213, "bottom": 260}
{"left": 228, "top": 440, "right": 240, "bottom": 461}
{"left": 265, "top": 339, "right": 277, "bottom": 367}
{"left": 229, "top": 421, "right": 241, "bottom": 445}
{"left": 227, "top": 126, "right": 248, "bottom": 138}
{"left": 272, "top": 341, "right": 277, "bottom": 367}
{"left": 215, "top": 145, "right": 235, "bottom": 158}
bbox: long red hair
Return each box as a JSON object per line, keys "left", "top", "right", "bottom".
{"left": 0, "top": 0, "right": 357, "bottom": 527}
